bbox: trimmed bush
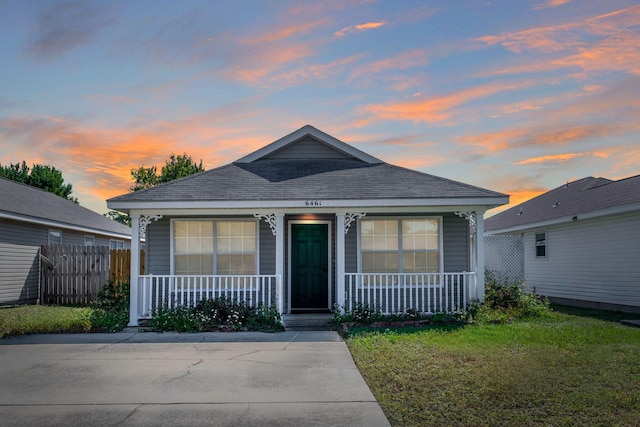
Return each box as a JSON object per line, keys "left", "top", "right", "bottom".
{"left": 148, "top": 297, "right": 284, "bottom": 332}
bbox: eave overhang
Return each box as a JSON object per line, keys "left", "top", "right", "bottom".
{"left": 108, "top": 196, "right": 509, "bottom": 215}
{"left": 485, "top": 201, "right": 640, "bottom": 235}
{"left": 0, "top": 211, "right": 132, "bottom": 240}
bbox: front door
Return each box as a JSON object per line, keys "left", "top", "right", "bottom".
{"left": 290, "top": 223, "right": 329, "bottom": 311}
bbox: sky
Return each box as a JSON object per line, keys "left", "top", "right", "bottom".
{"left": 1, "top": 0, "right": 639, "bottom": 217}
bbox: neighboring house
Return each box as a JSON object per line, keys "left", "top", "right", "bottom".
{"left": 485, "top": 175, "right": 640, "bottom": 313}
{"left": 0, "top": 178, "right": 132, "bottom": 305}
{"left": 107, "top": 125, "right": 508, "bottom": 326}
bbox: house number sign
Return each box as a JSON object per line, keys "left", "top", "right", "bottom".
{"left": 305, "top": 200, "right": 322, "bottom": 207}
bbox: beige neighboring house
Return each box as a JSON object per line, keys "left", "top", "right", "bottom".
{"left": 0, "top": 178, "right": 132, "bottom": 305}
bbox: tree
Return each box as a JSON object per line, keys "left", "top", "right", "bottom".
{"left": 106, "top": 153, "right": 205, "bottom": 226}
{"left": 0, "top": 161, "right": 78, "bottom": 203}
{"left": 104, "top": 210, "right": 131, "bottom": 226}
{"left": 130, "top": 153, "right": 204, "bottom": 191}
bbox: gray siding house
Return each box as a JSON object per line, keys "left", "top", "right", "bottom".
{"left": 485, "top": 175, "right": 640, "bottom": 313}
{"left": 0, "top": 178, "right": 132, "bottom": 305}
{"left": 107, "top": 125, "right": 508, "bottom": 326}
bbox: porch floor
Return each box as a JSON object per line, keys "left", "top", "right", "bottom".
{"left": 283, "top": 313, "right": 334, "bottom": 331}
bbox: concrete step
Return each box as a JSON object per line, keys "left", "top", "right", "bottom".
{"left": 283, "top": 314, "right": 334, "bottom": 331}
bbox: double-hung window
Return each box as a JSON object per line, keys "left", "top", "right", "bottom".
{"left": 360, "top": 218, "right": 441, "bottom": 275}
{"left": 174, "top": 220, "right": 256, "bottom": 275}
{"left": 535, "top": 232, "right": 546, "bottom": 257}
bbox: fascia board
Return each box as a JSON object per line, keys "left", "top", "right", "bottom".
{"left": 109, "top": 197, "right": 508, "bottom": 210}
{"left": 109, "top": 197, "right": 508, "bottom": 212}
{"left": 0, "top": 211, "right": 132, "bottom": 240}
{"left": 485, "top": 202, "right": 640, "bottom": 235}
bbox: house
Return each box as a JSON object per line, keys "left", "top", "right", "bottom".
{"left": 485, "top": 175, "right": 640, "bottom": 313}
{"left": 0, "top": 177, "right": 132, "bottom": 305}
{"left": 107, "top": 125, "right": 508, "bottom": 326}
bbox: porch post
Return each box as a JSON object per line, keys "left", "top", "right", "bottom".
{"left": 476, "top": 212, "right": 485, "bottom": 300}
{"left": 128, "top": 213, "right": 140, "bottom": 327}
{"left": 336, "top": 213, "right": 346, "bottom": 311}
{"left": 274, "top": 214, "right": 285, "bottom": 315}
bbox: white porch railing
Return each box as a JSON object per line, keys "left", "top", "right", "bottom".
{"left": 137, "top": 275, "right": 282, "bottom": 319}
{"left": 345, "top": 272, "right": 476, "bottom": 314}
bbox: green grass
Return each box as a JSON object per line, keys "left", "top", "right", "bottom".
{"left": 0, "top": 305, "right": 93, "bottom": 338}
{"left": 346, "top": 306, "right": 640, "bottom": 427}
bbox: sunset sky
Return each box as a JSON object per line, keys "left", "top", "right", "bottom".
{"left": 1, "top": 0, "right": 639, "bottom": 217}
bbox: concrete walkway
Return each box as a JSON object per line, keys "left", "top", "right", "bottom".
{"left": 0, "top": 331, "right": 390, "bottom": 426}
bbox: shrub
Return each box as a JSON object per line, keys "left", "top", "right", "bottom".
{"left": 148, "top": 297, "right": 283, "bottom": 332}
{"left": 245, "top": 304, "right": 285, "bottom": 332}
{"left": 90, "top": 280, "right": 129, "bottom": 332}
{"left": 467, "top": 275, "right": 550, "bottom": 323}
{"left": 149, "top": 305, "right": 200, "bottom": 332}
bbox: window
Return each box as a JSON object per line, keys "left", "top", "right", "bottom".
{"left": 84, "top": 235, "right": 95, "bottom": 246}
{"left": 110, "top": 240, "right": 125, "bottom": 250}
{"left": 360, "top": 218, "right": 440, "bottom": 274}
{"left": 48, "top": 230, "right": 62, "bottom": 245}
{"left": 535, "top": 233, "right": 546, "bottom": 257}
{"left": 173, "top": 220, "right": 256, "bottom": 275}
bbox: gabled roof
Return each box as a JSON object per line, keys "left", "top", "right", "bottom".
{"left": 485, "top": 174, "right": 640, "bottom": 233}
{"left": 0, "top": 178, "right": 131, "bottom": 238}
{"left": 236, "top": 125, "right": 382, "bottom": 164}
{"left": 108, "top": 125, "right": 508, "bottom": 210}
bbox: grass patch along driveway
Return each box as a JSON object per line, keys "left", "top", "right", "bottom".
{"left": 346, "top": 307, "right": 640, "bottom": 426}
{"left": 0, "top": 305, "right": 93, "bottom": 338}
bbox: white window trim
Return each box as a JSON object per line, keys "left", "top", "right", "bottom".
{"left": 170, "top": 218, "right": 260, "bottom": 276}
{"left": 48, "top": 229, "right": 62, "bottom": 245}
{"left": 357, "top": 216, "right": 444, "bottom": 288}
{"left": 84, "top": 235, "right": 96, "bottom": 246}
{"left": 535, "top": 231, "right": 547, "bottom": 258}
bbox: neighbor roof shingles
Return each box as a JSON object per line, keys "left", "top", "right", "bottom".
{"left": 0, "top": 178, "right": 131, "bottom": 236}
{"left": 485, "top": 175, "right": 640, "bottom": 232}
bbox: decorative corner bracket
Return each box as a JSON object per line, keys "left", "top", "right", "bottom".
{"left": 139, "top": 214, "right": 163, "bottom": 238}
{"left": 344, "top": 213, "right": 366, "bottom": 235}
{"left": 455, "top": 211, "right": 477, "bottom": 236}
{"left": 254, "top": 214, "right": 277, "bottom": 236}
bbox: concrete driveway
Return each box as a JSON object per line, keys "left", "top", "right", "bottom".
{"left": 0, "top": 331, "right": 390, "bottom": 426}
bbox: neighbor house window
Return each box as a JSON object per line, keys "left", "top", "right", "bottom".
{"left": 110, "top": 240, "right": 125, "bottom": 250}
{"left": 173, "top": 220, "right": 256, "bottom": 275}
{"left": 360, "top": 218, "right": 440, "bottom": 274}
{"left": 48, "top": 230, "right": 62, "bottom": 245}
{"left": 84, "top": 235, "right": 95, "bottom": 246}
{"left": 535, "top": 232, "right": 546, "bottom": 257}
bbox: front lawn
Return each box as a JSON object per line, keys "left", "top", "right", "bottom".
{"left": 0, "top": 305, "right": 93, "bottom": 338}
{"left": 346, "top": 306, "right": 640, "bottom": 426}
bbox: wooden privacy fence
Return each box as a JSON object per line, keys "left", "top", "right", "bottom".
{"left": 39, "top": 245, "right": 144, "bottom": 305}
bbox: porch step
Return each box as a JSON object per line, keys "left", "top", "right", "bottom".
{"left": 283, "top": 314, "right": 334, "bottom": 331}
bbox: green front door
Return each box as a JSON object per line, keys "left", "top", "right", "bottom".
{"left": 291, "top": 224, "right": 329, "bottom": 310}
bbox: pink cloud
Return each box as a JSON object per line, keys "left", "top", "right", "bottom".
{"left": 532, "top": 0, "right": 573, "bottom": 11}
{"left": 335, "top": 21, "right": 386, "bottom": 37}
{"left": 359, "top": 81, "right": 525, "bottom": 124}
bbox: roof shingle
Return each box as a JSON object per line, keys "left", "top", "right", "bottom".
{"left": 485, "top": 175, "right": 640, "bottom": 232}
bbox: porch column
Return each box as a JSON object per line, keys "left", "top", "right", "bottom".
{"left": 128, "top": 213, "right": 140, "bottom": 327}
{"left": 274, "top": 214, "right": 285, "bottom": 315}
{"left": 476, "top": 213, "right": 486, "bottom": 300}
{"left": 335, "top": 213, "right": 346, "bottom": 311}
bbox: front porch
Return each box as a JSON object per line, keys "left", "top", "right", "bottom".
{"left": 132, "top": 271, "right": 476, "bottom": 322}
{"left": 123, "top": 210, "right": 487, "bottom": 325}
